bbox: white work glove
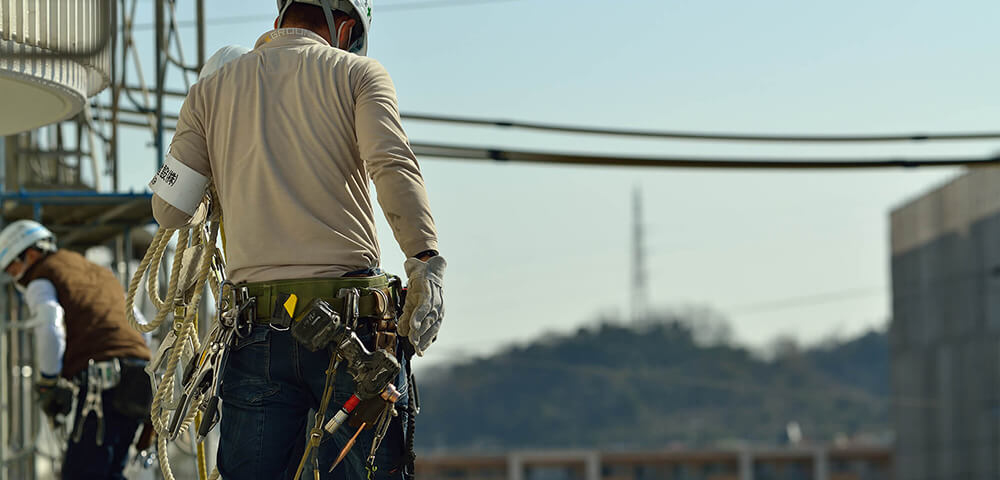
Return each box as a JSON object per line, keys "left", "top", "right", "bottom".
{"left": 398, "top": 255, "right": 446, "bottom": 356}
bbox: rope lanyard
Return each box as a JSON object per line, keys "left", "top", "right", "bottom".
{"left": 125, "top": 192, "right": 223, "bottom": 480}
{"left": 293, "top": 354, "right": 341, "bottom": 480}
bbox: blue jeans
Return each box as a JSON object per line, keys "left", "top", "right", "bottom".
{"left": 62, "top": 366, "right": 144, "bottom": 479}
{"left": 218, "top": 326, "right": 409, "bottom": 479}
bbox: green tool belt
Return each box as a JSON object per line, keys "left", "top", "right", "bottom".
{"left": 243, "top": 275, "right": 398, "bottom": 327}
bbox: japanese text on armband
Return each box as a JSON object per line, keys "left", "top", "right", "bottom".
{"left": 151, "top": 164, "right": 179, "bottom": 187}
{"left": 148, "top": 154, "right": 210, "bottom": 216}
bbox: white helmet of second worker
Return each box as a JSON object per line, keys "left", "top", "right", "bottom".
{"left": 199, "top": 45, "right": 250, "bottom": 81}
{"left": 0, "top": 220, "right": 56, "bottom": 272}
{"left": 276, "top": 0, "right": 372, "bottom": 56}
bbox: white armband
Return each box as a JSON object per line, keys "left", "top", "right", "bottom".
{"left": 149, "top": 153, "right": 210, "bottom": 216}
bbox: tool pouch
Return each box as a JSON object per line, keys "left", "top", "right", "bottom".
{"left": 112, "top": 359, "right": 153, "bottom": 419}
{"left": 349, "top": 348, "right": 400, "bottom": 400}
{"left": 291, "top": 298, "right": 347, "bottom": 352}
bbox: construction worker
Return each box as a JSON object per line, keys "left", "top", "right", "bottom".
{"left": 0, "top": 220, "right": 152, "bottom": 480}
{"left": 149, "top": 0, "right": 445, "bottom": 478}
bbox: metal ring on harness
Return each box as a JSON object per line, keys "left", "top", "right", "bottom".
{"left": 218, "top": 280, "right": 255, "bottom": 338}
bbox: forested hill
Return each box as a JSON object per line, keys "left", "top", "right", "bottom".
{"left": 415, "top": 316, "right": 889, "bottom": 452}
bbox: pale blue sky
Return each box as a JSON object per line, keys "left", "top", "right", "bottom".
{"left": 115, "top": 0, "right": 1000, "bottom": 366}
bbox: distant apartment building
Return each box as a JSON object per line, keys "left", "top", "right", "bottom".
{"left": 890, "top": 167, "right": 1000, "bottom": 480}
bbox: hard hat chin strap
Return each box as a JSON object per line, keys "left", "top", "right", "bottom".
{"left": 277, "top": 1, "right": 293, "bottom": 27}
{"left": 317, "top": 0, "right": 342, "bottom": 48}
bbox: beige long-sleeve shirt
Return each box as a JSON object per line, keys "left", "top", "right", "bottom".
{"left": 152, "top": 29, "right": 437, "bottom": 283}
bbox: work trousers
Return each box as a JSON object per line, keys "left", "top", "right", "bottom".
{"left": 62, "top": 367, "right": 144, "bottom": 479}
{"left": 218, "top": 326, "right": 409, "bottom": 479}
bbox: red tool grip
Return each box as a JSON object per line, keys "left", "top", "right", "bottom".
{"left": 343, "top": 394, "right": 361, "bottom": 412}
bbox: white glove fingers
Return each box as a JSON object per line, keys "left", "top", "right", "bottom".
{"left": 398, "top": 284, "right": 423, "bottom": 333}
{"left": 401, "top": 254, "right": 446, "bottom": 355}
{"left": 417, "top": 319, "right": 441, "bottom": 352}
{"left": 408, "top": 302, "right": 431, "bottom": 334}
{"left": 397, "top": 297, "right": 416, "bottom": 336}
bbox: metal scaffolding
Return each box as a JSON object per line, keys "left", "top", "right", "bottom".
{"left": 0, "top": 1, "right": 206, "bottom": 478}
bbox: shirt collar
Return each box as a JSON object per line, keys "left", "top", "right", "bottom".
{"left": 254, "top": 28, "right": 330, "bottom": 49}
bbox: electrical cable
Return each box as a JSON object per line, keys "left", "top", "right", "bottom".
{"left": 722, "top": 262, "right": 1000, "bottom": 316}
{"left": 725, "top": 287, "right": 886, "bottom": 316}
{"left": 403, "top": 112, "right": 1000, "bottom": 143}
{"left": 410, "top": 142, "right": 1000, "bottom": 169}
{"left": 102, "top": 115, "right": 1000, "bottom": 169}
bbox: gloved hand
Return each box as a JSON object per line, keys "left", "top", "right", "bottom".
{"left": 398, "top": 255, "right": 446, "bottom": 356}
{"left": 36, "top": 375, "right": 75, "bottom": 418}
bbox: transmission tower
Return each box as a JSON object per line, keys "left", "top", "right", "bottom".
{"left": 631, "top": 186, "right": 648, "bottom": 322}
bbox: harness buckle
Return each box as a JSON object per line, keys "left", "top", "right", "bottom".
{"left": 369, "top": 288, "right": 389, "bottom": 317}
{"left": 219, "top": 281, "right": 255, "bottom": 337}
{"left": 338, "top": 288, "right": 361, "bottom": 330}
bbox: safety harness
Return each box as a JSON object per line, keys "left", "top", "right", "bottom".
{"left": 70, "top": 359, "right": 121, "bottom": 445}
{"left": 125, "top": 193, "right": 419, "bottom": 480}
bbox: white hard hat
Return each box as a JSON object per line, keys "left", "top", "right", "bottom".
{"left": 0, "top": 220, "right": 56, "bottom": 271}
{"left": 199, "top": 45, "right": 250, "bottom": 81}
{"left": 276, "top": 0, "right": 372, "bottom": 55}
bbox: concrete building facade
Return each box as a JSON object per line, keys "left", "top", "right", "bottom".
{"left": 890, "top": 166, "right": 1000, "bottom": 480}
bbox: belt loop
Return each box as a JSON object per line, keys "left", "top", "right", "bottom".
{"left": 268, "top": 286, "right": 296, "bottom": 332}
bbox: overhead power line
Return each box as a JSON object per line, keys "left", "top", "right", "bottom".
{"left": 404, "top": 113, "right": 1000, "bottom": 143}
{"left": 409, "top": 142, "right": 1000, "bottom": 169}
{"left": 726, "top": 287, "right": 886, "bottom": 316}
{"left": 106, "top": 116, "right": 1000, "bottom": 169}
{"left": 101, "top": 105, "right": 1000, "bottom": 169}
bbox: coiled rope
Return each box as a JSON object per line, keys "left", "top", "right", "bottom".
{"left": 125, "top": 195, "right": 223, "bottom": 480}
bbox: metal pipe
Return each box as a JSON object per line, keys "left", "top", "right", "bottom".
{"left": 123, "top": 227, "right": 133, "bottom": 288}
{"left": 104, "top": 118, "right": 177, "bottom": 131}
{"left": 87, "top": 111, "right": 102, "bottom": 191}
{"left": 0, "top": 318, "right": 45, "bottom": 332}
{"left": 0, "top": 190, "right": 152, "bottom": 200}
{"left": 1, "top": 285, "right": 8, "bottom": 479}
{"left": 9, "top": 300, "right": 22, "bottom": 479}
{"left": 75, "top": 117, "right": 85, "bottom": 186}
{"left": 59, "top": 199, "right": 149, "bottom": 245}
{"left": 14, "top": 149, "right": 88, "bottom": 159}
{"left": 155, "top": 0, "right": 166, "bottom": 170}
{"left": 115, "top": 231, "right": 129, "bottom": 289}
{"left": 24, "top": 325, "right": 37, "bottom": 480}
{"left": 197, "top": 0, "right": 206, "bottom": 73}
{"left": 112, "top": 0, "right": 121, "bottom": 192}
{"left": 122, "top": 84, "right": 188, "bottom": 98}
{"left": 97, "top": 105, "right": 179, "bottom": 121}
